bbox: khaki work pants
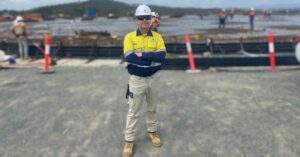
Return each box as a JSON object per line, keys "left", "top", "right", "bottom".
{"left": 124, "top": 73, "right": 160, "bottom": 142}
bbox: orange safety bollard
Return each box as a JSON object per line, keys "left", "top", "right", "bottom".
{"left": 184, "top": 33, "right": 200, "bottom": 73}
{"left": 268, "top": 32, "right": 276, "bottom": 71}
{"left": 40, "top": 33, "right": 55, "bottom": 74}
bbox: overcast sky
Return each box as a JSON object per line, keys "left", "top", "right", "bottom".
{"left": 0, "top": 0, "right": 300, "bottom": 11}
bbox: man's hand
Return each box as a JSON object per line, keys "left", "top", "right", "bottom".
{"left": 134, "top": 51, "right": 143, "bottom": 57}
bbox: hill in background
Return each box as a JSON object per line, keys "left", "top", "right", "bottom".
{"left": 0, "top": 0, "right": 299, "bottom": 18}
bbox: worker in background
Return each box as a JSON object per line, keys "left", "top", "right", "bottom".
{"left": 263, "top": 8, "right": 272, "bottom": 18}
{"left": 249, "top": 8, "right": 256, "bottom": 30}
{"left": 199, "top": 13, "right": 204, "bottom": 20}
{"left": 150, "top": 12, "right": 160, "bottom": 32}
{"left": 122, "top": 4, "right": 166, "bottom": 157}
{"left": 268, "top": 9, "right": 273, "bottom": 18}
{"left": 219, "top": 9, "right": 227, "bottom": 29}
{"left": 10, "top": 16, "right": 28, "bottom": 60}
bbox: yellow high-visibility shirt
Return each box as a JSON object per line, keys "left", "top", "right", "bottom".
{"left": 123, "top": 29, "right": 166, "bottom": 55}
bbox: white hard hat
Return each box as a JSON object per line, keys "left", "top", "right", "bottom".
{"left": 250, "top": 8, "right": 255, "bottom": 10}
{"left": 222, "top": 9, "right": 226, "bottom": 12}
{"left": 151, "top": 12, "right": 159, "bottom": 17}
{"left": 16, "top": 16, "right": 23, "bottom": 22}
{"left": 135, "top": 4, "right": 152, "bottom": 16}
{"left": 151, "top": 12, "right": 156, "bottom": 17}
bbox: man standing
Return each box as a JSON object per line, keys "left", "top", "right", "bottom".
{"left": 122, "top": 4, "right": 166, "bottom": 157}
{"left": 219, "top": 9, "right": 227, "bottom": 29}
{"left": 10, "top": 16, "right": 28, "bottom": 60}
{"left": 249, "top": 8, "right": 256, "bottom": 30}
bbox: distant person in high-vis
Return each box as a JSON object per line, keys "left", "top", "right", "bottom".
{"left": 122, "top": 4, "right": 166, "bottom": 157}
{"left": 249, "top": 8, "right": 256, "bottom": 30}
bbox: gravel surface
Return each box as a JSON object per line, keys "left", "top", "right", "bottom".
{"left": 0, "top": 66, "right": 300, "bottom": 157}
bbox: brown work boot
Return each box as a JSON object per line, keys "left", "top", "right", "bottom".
{"left": 149, "top": 132, "right": 161, "bottom": 147}
{"left": 123, "top": 142, "right": 134, "bottom": 157}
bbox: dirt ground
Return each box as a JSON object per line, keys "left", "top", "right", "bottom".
{"left": 0, "top": 63, "right": 300, "bottom": 157}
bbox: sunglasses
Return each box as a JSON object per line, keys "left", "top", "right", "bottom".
{"left": 136, "top": 15, "right": 151, "bottom": 21}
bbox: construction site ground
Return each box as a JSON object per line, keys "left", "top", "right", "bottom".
{"left": 0, "top": 60, "right": 300, "bottom": 157}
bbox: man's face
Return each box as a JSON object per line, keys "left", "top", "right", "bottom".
{"left": 136, "top": 15, "right": 151, "bottom": 30}
{"left": 151, "top": 17, "right": 159, "bottom": 28}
